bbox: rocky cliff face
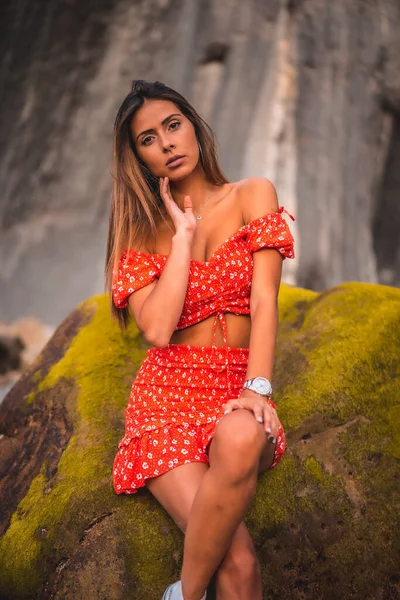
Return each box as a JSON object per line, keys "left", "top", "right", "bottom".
{"left": 1, "top": 0, "right": 399, "bottom": 325}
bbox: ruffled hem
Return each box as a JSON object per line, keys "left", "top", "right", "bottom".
{"left": 113, "top": 416, "right": 287, "bottom": 495}
{"left": 112, "top": 420, "right": 220, "bottom": 495}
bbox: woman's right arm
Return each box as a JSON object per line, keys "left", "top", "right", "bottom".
{"left": 129, "top": 231, "right": 192, "bottom": 347}
{"left": 128, "top": 177, "right": 196, "bottom": 347}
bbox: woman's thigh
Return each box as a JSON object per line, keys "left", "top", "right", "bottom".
{"left": 145, "top": 462, "right": 209, "bottom": 532}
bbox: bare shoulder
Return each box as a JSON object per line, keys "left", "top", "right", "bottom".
{"left": 233, "top": 177, "right": 279, "bottom": 223}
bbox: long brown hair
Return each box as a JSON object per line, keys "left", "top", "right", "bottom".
{"left": 105, "top": 80, "right": 228, "bottom": 329}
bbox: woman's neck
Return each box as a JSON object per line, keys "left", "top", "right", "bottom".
{"left": 169, "top": 165, "right": 217, "bottom": 212}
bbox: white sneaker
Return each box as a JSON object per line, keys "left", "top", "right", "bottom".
{"left": 161, "top": 581, "right": 183, "bottom": 600}
{"left": 161, "top": 580, "right": 207, "bottom": 600}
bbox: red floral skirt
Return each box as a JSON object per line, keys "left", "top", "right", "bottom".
{"left": 113, "top": 343, "right": 287, "bottom": 495}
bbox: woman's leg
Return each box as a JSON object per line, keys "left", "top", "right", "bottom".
{"left": 213, "top": 439, "right": 278, "bottom": 599}
{"left": 214, "top": 521, "right": 262, "bottom": 600}
{"left": 180, "top": 409, "right": 273, "bottom": 600}
{"left": 146, "top": 462, "right": 208, "bottom": 534}
{"left": 146, "top": 455, "right": 267, "bottom": 600}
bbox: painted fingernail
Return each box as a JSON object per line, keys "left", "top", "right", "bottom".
{"left": 257, "top": 416, "right": 263, "bottom": 423}
{"left": 268, "top": 436, "right": 276, "bottom": 444}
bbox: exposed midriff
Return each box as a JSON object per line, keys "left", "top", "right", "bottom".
{"left": 168, "top": 312, "right": 251, "bottom": 348}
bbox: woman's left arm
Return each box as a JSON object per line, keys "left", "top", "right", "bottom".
{"left": 222, "top": 178, "right": 286, "bottom": 439}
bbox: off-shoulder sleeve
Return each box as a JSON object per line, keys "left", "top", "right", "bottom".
{"left": 112, "top": 250, "right": 160, "bottom": 309}
{"left": 246, "top": 206, "right": 295, "bottom": 260}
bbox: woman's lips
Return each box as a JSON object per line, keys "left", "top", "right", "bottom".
{"left": 166, "top": 156, "right": 185, "bottom": 168}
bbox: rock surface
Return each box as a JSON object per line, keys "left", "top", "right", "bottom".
{"left": 0, "top": 283, "right": 399, "bottom": 600}
{"left": 1, "top": 0, "right": 400, "bottom": 325}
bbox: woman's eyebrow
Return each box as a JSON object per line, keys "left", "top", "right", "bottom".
{"left": 136, "top": 113, "right": 182, "bottom": 140}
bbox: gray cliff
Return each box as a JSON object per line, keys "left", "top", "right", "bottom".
{"left": 1, "top": 0, "right": 399, "bottom": 325}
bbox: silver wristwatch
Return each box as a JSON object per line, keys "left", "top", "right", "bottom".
{"left": 242, "top": 377, "right": 272, "bottom": 397}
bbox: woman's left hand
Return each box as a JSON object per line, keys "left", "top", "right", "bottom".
{"left": 222, "top": 390, "right": 280, "bottom": 442}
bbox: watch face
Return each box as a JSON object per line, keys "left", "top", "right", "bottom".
{"left": 253, "top": 377, "right": 272, "bottom": 395}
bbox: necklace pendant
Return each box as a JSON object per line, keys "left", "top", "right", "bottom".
{"left": 196, "top": 215, "right": 202, "bottom": 220}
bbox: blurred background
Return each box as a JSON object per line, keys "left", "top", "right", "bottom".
{"left": 1, "top": 0, "right": 399, "bottom": 396}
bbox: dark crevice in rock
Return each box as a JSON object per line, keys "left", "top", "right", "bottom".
{"left": 200, "top": 42, "right": 229, "bottom": 65}
{"left": 373, "top": 110, "right": 400, "bottom": 287}
{"left": 80, "top": 511, "right": 115, "bottom": 542}
{"left": 42, "top": 511, "right": 116, "bottom": 598}
{"left": 287, "top": 0, "right": 302, "bottom": 15}
{"left": 0, "top": 334, "right": 25, "bottom": 374}
{"left": 42, "top": 511, "right": 122, "bottom": 600}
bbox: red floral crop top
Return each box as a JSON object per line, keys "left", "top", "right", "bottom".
{"left": 112, "top": 206, "right": 295, "bottom": 350}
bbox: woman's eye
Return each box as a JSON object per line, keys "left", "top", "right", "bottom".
{"left": 142, "top": 136, "right": 153, "bottom": 146}
{"left": 169, "top": 121, "right": 181, "bottom": 130}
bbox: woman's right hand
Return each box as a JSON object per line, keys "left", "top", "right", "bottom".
{"left": 159, "top": 176, "right": 197, "bottom": 240}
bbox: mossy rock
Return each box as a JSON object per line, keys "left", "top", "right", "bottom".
{"left": 0, "top": 283, "right": 399, "bottom": 600}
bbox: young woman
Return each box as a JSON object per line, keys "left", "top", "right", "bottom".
{"left": 105, "top": 80, "right": 295, "bottom": 600}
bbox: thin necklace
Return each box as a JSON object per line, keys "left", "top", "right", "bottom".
{"left": 194, "top": 191, "right": 212, "bottom": 220}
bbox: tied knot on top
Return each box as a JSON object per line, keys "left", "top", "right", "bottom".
{"left": 277, "top": 206, "right": 295, "bottom": 221}
{"left": 210, "top": 310, "right": 233, "bottom": 395}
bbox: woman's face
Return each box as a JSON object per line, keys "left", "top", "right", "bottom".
{"left": 130, "top": 99, "right": 200, "bottom": 181}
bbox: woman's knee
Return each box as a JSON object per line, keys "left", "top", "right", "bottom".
{"left": 217, "top": 541, "right": 261, "bottom": 588}
{"left": 216, "top": 410, "right": 265, "bottom": 453}
{"left": 210, "top": 410, "right": 266, "bottom": 479}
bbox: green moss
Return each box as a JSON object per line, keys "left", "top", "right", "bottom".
{"left": 304, "top": 455, "right": 325, "bottom": 481}
{"left": 276, "top": 283, "right": 400, "bottom": 430}
{"left": 278, "top": 284, "right": 318, "bottom": 325}
{"left": 0, "top": 470, "right": 46, "bottom": 595}
{"left": 25, "top": 391, "right": 36, "bottom": 405}
{"left": 122, "top": 494, "right": 184, "bottom": 597}
{"left": 31, "top": 370, "right": 42, "bottom": 383}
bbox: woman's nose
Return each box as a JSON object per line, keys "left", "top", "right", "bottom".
{"left": 162, "top": 140, "right": 175, "bottom": 153}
